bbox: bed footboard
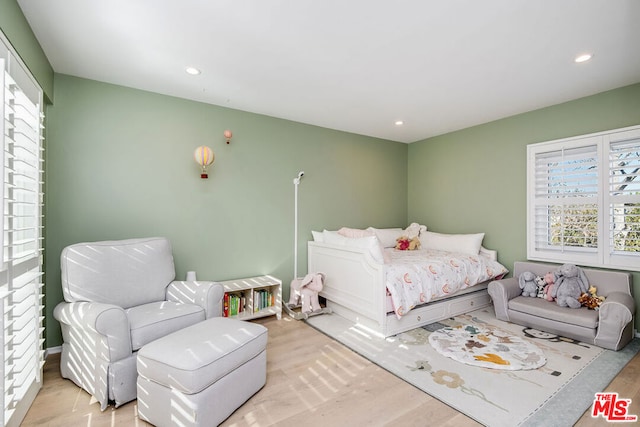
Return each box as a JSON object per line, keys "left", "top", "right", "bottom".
{"left": 308, "top": 241, "right": 386, "bottom": 329}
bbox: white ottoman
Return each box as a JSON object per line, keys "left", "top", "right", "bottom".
{"left": 136, "top": 317, "right": 268, "bottom": 427}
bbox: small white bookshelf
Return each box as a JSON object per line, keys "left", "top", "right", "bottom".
{"left": 220, "top": 275, "right": 282, "bottom": 320}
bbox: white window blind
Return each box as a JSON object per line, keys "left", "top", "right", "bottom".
{"left": 528, "top": 126, "right": 640, "bottom": 271}
{"left": 0, "top": 33, "right": 45, "bottom": 427}
{"left": 605, "top": 131, "right": 640, "bottom": 268}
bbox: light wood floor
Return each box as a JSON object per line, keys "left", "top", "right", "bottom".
{"left": 21, "top": 315, "right": 640, "bottom": 426}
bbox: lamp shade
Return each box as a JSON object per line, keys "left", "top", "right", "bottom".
{"left": 194, "top": 146, "right": 215, "bottom": 178}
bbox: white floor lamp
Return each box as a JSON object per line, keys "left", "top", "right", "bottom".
{"left": 285, "top": 171, "right": 331, "bottom": 320}
{"left": 293, "top": 171, "right": 304, "bottom": 281}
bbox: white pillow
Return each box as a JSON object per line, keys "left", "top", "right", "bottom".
{"left": 366, "top": 227, "right": 404, "bottom": 248}
{"left": 322, "top": 230, "right": 385, "bottom": 264}
{"left": 311, "top": 230, "right": 324, "bottom": 242}
{"left": 337, "top": 227, "right": 374, "bottom": 238}
{"left": 420, "top": 231, "right": 485, "bottom": 255}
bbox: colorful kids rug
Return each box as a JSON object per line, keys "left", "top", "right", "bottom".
{"left": 428, "top": 323, "right": 546, "bottom": 370}
{"left": 305, "top": 307, "right": 640, "bottom": 427}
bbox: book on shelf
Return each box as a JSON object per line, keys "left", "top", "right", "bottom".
{"left": 253, "top": 288, "right": 274, "bottom": 312}
{"left": 223, "top": 292, "right": 246, "bottom": 317}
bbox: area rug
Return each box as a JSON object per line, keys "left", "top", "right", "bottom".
{"left": 428, "top": 324, "right": 546, "bottom": 370}
{"left": 305, "top": 307, "right": 640, "bottom": 427}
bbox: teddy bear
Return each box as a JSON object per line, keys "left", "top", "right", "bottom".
{"left": 518, "top": 271, "right": 538, "bottom": 297}
{"left": 395, "top": 236, "right": 420, "bottom": 251}
{"left": 551, "top": 264, "right": 589, "bottom": 308}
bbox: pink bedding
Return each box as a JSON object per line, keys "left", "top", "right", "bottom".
{"left": 385, "top": 248, "right": 508, "bottom": 318}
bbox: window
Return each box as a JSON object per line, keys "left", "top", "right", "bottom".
{"left": 527, "top": 125, "right": 640, "bottom": 271}
{"left": 0, "top": 32, "right": 45, "bottom": 427}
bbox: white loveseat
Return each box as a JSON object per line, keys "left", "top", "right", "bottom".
{"left": 488, "top": 261, "right": 635, "bottom": 351}
{"left": 54, "top": 237, "right": 224, "bottom": 409}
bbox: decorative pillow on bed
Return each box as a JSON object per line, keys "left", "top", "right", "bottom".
{"left": 322, "top": 230, "right": 387, "bottom": 264}
{"left": 419, "top": 231, "right": 485, "bottom": 255}
{"left": 366, "top": 227, "right": 404, "bottom": 248}
{"left": 337, "top": 227, "right": 374, "bottom": 238}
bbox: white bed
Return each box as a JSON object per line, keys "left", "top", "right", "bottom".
{"left": 307, "top": 229, "right": 508, "bottom": 337}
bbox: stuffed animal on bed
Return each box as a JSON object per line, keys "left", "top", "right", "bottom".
{"left": 551, "top": 264, "right": 589, "bottom": 309}
{"left": 395, "top": 236, "right": 420, "bottom": 251}
{"left": 518, "top": 271, "right": 538, "bottom": 297}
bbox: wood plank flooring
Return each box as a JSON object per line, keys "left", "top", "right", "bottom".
{"left": 21, "top": 315, "right": 640, "bottom": 426}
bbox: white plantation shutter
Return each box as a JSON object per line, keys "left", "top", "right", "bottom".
{"left": 606, "top": 130, "right": 640, "bottom": 268}
{"left": 528, "top": 126, "right": 640, "bottom": 271}
{"left": 0, "top": 33, "right": 45, "bottom": 427}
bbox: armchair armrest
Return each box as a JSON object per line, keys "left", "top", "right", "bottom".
{"left": 166, "top": 281, "right": 224, "bottom": 318}
{"left": 595, "top": 291, "right": 635, "bottom": 350}
{"left": 53, "top": 301, "right": 131, "bottom": 361}
{"left": 487, "top": 277, "right": 520, "bottom": 322}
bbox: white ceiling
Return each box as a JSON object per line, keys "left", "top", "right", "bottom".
{"left": 17, "top": 0, "right": 640, "bottom": 143}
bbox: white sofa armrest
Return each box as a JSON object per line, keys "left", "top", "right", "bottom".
{"left": 487, "top": 277, "right": 521, "bottom": 321}
{"left": 595, "top": 291, "right": 636, "bottom": 350}
{"left": 166, "top": 281, "right": 224, "bottom": 318}
{"left": 53, "top": 301, "right": 131, "bottom": 361}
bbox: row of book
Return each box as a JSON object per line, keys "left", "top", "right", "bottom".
{"left": 223, "top": 289, "right": 276, "bottom": 317}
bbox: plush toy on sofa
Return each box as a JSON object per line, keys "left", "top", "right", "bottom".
{"left": 578, "top": 285, "right": 606, "bottom": 310}
{"left": 534, "top": 276, "right": 546, "bottom": 298}
{"left": 551, "top": 264, "right": 589, "bottom": 308}
{"left": 539, "top": 272, "right": 557, "bottom": 301}
{"left": 518, "top": 271, "right": 538, "bottom": 297}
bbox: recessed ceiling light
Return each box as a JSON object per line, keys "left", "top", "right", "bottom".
{"left": 574, "top": 53, "right": 593, "bottom": 63}
{"left": 395, "top": 120, "right": 404, "bottom": 126}
{"left": 185, "top": 67, "right": 201, "bottom": 75}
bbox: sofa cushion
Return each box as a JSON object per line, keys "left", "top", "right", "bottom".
{"left": 127, "top": 301, "right": 205, "bottom": 351}
{"left": 508, "top": 296, "right": 599, "bottom": 329}
{"left": 137, "top": 317, "right": 268, "bottom": 394}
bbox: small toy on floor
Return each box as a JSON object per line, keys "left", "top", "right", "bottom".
{"left": 286, "top": 272, "right": 332, "bottom": 320}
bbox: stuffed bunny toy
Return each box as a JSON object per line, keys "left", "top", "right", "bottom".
{"left": 518, "top": 271, "right": 539, "bottom": 297}
{"left": 551, "top": 264, "right": 589, "bottom": 308}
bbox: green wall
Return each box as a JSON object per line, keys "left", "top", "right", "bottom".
{"left": 0, "top": 0, "right": 54, "bottom": 101}
{"left": 44, "top": 74, "right": 408, "bottom": 346}
{"left": 4, "top": 0, "right": 640, "bottom": 347}
{"left": 408, "top": 82, "right": 640, "bottom": 326}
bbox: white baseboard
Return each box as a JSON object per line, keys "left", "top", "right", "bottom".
{"left": 45, "top": 346, "right": 62, "bottom": 358}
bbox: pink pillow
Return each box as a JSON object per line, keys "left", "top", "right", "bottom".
{"left": 337, "top": 227, "right": 374, "bottom": 238}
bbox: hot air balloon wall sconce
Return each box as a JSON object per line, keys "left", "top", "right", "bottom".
{"left": 194, "top": 145, "right": 215, "bottom": 179}
{"left": 223, "top": 129, "right": 232, "bottom": 144}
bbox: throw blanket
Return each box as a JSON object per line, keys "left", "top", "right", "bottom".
{"left": 385, "top": 249, "right": 508, "bottom": 318}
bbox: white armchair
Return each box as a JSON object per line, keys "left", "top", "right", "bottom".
{"left": 53, "top": 237, "right": 224, "bottom": 409}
